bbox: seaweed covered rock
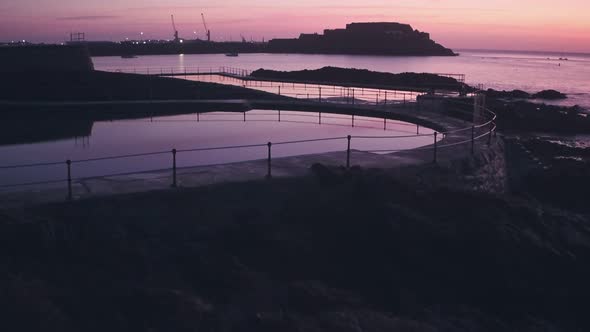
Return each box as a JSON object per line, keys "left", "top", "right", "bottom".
{"left": 251, "top": 67, "right": 468, "bottom": 91}
{"left": 485, "top": 88, "right": 567, "bottom": 101}
{"left": 532, "top": 89, "right": 567, "bottom": 100}
{"left": 485, "top": 89, "right": 531, "bottom": 99}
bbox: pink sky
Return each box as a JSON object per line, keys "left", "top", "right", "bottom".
{"left": 1, "top": 0, "right": 589, "bottom": 52}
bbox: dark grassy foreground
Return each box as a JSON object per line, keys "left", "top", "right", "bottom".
{"left": 1, "top": 155, "right": 590, "bottom": 331}
{"left": 251, "top": 67, "right": 469, "bottom": 91}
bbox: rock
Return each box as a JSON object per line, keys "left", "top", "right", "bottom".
{"left": 532, "top": 89, "right": 567, "bottom": 100}
{"left": 485, "top": 89, "right": 567, "bottom": 101}
{"left": 251, "top": 67, "right": 468, "bottom": 91}
{"left": 485, "top": 89, "right": 531, "bottom": 99}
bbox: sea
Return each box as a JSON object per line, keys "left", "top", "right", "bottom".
{"left": 93, "top": 49, "right": 590, "bottom": 111}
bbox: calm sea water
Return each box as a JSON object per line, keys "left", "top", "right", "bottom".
{"left": 0, "top": 110, "right": 436, "bottom": 187}
{"left": 93, "top": 49, "right": 590, "bottom": 110}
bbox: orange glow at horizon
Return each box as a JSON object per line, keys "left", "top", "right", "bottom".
{"left": 1, "top": 0, "right": 589, "bottom": 52}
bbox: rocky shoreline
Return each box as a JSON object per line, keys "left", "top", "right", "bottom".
{"left": 488, "top": 100, "right": 589, "bottom": 133}
{"left": 485, "top": 88, "right": 567, "bottom": 100}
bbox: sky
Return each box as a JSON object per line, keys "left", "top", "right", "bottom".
{"left": 1, "top": 0, "right": 589, "bottom": 53}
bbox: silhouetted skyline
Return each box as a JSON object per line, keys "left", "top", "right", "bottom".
{"left": 1, "top": 0, "right": 589, "bottom": 52}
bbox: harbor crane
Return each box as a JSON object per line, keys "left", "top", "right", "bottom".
{"left": 171, "top": 15, "right": 179, "bottom": 42}
{"left": 201, "top": 13, "right": 211, "bottom": 42}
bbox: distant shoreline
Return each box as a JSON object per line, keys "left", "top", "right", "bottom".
{"left": 456, "top": 48, "right": 590, "bottom": 57}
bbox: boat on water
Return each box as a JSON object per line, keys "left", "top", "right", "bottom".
{"left": 121, "top": 55, "right": 138, "bottom": 59}
{"left": 225, "top": 52, "right": 239, "bottom": 57}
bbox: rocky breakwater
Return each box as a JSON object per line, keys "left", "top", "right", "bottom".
{"left": 0, "top": 44, "right": 94, "bottom": 72}
{"left": 485, "top": 88, "right": 567, "bottom": 100}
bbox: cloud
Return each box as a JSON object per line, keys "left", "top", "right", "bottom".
{"left": 56, "top": 15, "right": 119, "bottom": 21}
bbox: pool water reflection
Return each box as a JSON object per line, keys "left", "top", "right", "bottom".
{"left": 0, "top": 110, "right": 437, "bottom": 187}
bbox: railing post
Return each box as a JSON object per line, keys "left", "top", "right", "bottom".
{"left": 319, "top": 112, "right": 322, "bottom": 124}
{"left": 319, "top": 87, "right": 322, "bottom": 103}
{"left": 417, "top": 125, "right": 419, "bottom": 135}
{"left": 352, "top": 89, "right": 355, "bottom": 105}
{"left": 383, "top": 117, "right": 386, "bottom": 130}
{"left": 243, "top": 111, "right": 246, "bottom": 122}
{"left": 171, "top": 149, "right": 177, "bottom": 187}
{"left": 66, "top": 160, "right": 72, "bottom": 201}
{"left": 278, "top": 85, "right": 281, "bottom": 96}
{"left": 433, "top": 133, "right": 438, "bottom": 163}
{"left": 347, "top": 135, "right": 351, "bottom": 168}
{"left": 278, "top": 110, "right": 281, "bottom": 122}
{"left": 385, "top": 91, "right": 388, "bottom": 105}
{"left": 471, "top": 125, "right": 475, "bottom": 155}
{"left": 266, "top": 142, "right": 272, "bottom": 178}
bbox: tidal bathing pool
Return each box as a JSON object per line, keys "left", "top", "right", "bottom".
{"left": 0, "top": 110, "right": 438, "bottom": 188}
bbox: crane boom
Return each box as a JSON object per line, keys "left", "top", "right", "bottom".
{"left": 171, "top": 15, "right": 179, "bottom": 42}
{"left": 201, "top": 13, "right": 210, "bottom": 42}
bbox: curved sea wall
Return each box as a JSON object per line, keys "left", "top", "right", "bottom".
{"left": 0, "top": 45, "right": 94, "bottom": 72}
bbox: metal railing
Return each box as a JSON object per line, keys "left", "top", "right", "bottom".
{"left": 100, "top": 66, "right": 465, "bottom": 107}
{"left": 0, "top": 103, "right": 496, "bottom": 200}
{"left": 104, "top": 66, "right": 463, "bottom": 83}
{"left": 216, "top": 76, "right": 425, "bottom": 106}
{"left": 106, "top": 66, "right": 250, "bottom": 76}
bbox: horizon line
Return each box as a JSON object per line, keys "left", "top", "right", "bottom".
{"left": 2, "top": 40, "right": 589, "bottom": 56}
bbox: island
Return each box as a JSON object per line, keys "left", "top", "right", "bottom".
{"left": 268, "top": 22, "right": 456, "bottom": 56}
